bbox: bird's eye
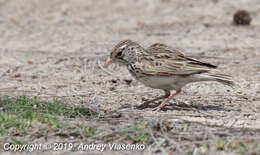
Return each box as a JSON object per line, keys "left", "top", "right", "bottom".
{"left": 116, "top": 51, "right": 123, "bottom": 57}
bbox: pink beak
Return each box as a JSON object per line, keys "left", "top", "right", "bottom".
{"left": 104, "top": 57, "right": 113, "bottom": 68}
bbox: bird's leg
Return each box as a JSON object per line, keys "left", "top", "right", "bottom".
{"left": 152, "top": 89, "right": 182, "bottom": 111}
{"left": 137, "top": 90, "right": 170, "bottom": 110}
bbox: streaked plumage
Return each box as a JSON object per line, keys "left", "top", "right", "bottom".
{"left": 104, "top": 40, "right": 234, "bottom": 111}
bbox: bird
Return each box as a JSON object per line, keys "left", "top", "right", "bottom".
{"left": 104, "top": 40, "right": 234, "bottom": 111}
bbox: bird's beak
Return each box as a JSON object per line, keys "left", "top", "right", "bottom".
{"left": 104, "top": 57, "right": 113, "bottom": 68}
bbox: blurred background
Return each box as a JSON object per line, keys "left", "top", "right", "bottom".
{"left": 1, "top": 0, "right": 259, "bottom": 54}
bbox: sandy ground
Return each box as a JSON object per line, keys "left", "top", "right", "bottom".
{"left": 0, "top": 0, "right": 260, "bottom": 153}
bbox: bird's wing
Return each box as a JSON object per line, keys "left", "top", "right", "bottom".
{"left": 134, "top": 43, "right": 217, "bottom": 76}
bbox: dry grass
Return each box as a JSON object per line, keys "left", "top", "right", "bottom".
{"left": 0, "top": 95, "right": 260, "bottom": 154}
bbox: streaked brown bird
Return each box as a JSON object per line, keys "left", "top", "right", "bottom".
{"left": 104, "top": 40, "right": 234, "bottom": 111}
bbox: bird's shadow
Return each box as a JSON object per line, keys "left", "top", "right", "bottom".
{"left": 127, "top": 100, "right": 236, "bottom": 112}
{"left": 161, "top": 102, "right": 230, "bottom": 112}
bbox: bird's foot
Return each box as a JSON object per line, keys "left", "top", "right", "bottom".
{"left": 151, "top": 102, "right": 171, "bottom": 111}
{"left": 136, "top": 103, "right": 152, "bottom": 110}
{"left": 136, "top": 101, "right": 158, "bottom": 110}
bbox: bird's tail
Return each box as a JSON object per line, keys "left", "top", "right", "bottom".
{"left": 194, "top": 73, "right": 235, "bottom": 88}
{"left": 209, "top": 74, "right": 235, "bottom": 87}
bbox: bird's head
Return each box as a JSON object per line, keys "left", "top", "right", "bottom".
{"left": 104, "top": 40, "right": 143, "bottom": 67}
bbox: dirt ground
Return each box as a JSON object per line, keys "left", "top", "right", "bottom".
{"left": 0, "top": 0, "right": 260, "bottom": 154}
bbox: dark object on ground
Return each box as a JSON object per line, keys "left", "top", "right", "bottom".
{"left": 233, "top": 10, "right": 251, "bottom": 26}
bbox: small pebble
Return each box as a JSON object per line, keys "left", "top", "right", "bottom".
{"left": 233, "top": 10, "right": 252, "bottom": 26}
